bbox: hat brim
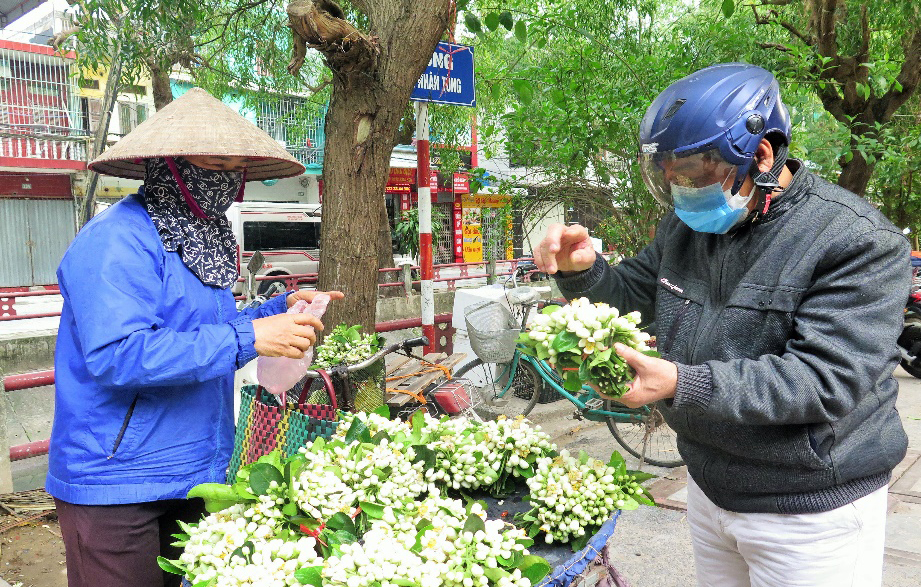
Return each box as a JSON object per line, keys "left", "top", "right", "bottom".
{"left": 88, "top": 87, "right": 307, "bottom": 181}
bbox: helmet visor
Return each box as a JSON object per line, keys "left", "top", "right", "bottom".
{"left": 639, "top": 148, "right": 738, "bottom": 208}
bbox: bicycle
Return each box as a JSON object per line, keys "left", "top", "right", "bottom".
{"left": 292, "top": 335, "right": 482, "bottom": 421}
{"left": 453, "top": 286, "right": 684, "bottom": 468}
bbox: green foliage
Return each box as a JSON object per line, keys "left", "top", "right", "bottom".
{"left": 457, "top": 0, "right": 762, "bottom": 255}
{"left": 393, "top": 206, "right": 450, "bottom": 259}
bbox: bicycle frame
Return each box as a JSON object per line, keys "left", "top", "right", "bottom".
{"left": 491, "top": 347, "right": 651, "bottom": 424}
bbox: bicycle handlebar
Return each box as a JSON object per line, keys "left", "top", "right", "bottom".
{"left": 301, "top": 335, "right": 429, "bottom": 378}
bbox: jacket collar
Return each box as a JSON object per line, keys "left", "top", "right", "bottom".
{"left": 756, "top": 158, "right": 810, "bottom": 224}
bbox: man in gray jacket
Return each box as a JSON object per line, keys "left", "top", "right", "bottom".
{"left": 534, "top": 63, "right": 910, "bottom": 587}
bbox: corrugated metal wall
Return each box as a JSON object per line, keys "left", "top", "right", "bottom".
{"left": 0, "top": 198, "right": 76, "bottom": 287}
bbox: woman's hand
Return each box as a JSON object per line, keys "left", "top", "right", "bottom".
{"left": 287, "top": 289, "right": 344, "bottom": 309}
{"left": 590, "top": 344, "right": 677, "bottom": 408}
{"left": 533, "top": 223, "right": 596, "bottom": 274}
{"left": 252, "top": 313, "right": 323, "bottom": 358}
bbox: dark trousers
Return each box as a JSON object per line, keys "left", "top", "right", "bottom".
{"left": 54, "top": 497, "right": 206, "bottom": 587}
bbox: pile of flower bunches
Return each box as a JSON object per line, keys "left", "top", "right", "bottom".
{"left": 519, "top": 449, "right": 654, "bottom": 545}
{"left": 166, "top": 411, "right": 567, "bottom": 587}
{"left": 519, "top": 297, "right": 654, "bottom": 397}
{"left": 313, "top": 323, "right": 382, "bottom": 370}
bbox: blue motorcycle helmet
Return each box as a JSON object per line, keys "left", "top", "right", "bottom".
{"left": 638, "top": 63, "right": 791, "bottom": 234}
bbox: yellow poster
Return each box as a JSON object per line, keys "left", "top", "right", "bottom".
{"left": 462, "top": 208, "right": 483, "bottom": 262}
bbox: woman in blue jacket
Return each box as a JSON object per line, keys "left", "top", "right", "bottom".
{"left": 46, "top": 88, "right": 342, "bottom": 587}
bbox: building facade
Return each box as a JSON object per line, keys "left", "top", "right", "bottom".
{"left": 0, "top": 39, "right": 86, "bottom": 289}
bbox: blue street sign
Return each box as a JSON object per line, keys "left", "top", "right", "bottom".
{"left": 411, "top": 42, "right": 476, "bottom": 107}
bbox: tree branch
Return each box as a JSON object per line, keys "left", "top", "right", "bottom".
{"left": 877, "top": 27, "right": 921, "bottom": 121}
{"left": 757, "top": 41, "right": 794, "bottom": 52}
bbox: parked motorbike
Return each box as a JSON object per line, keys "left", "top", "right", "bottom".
{"left": 898, "top": 259, "right": 921, "bottom": 378}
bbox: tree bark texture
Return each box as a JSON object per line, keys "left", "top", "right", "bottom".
{"left": 148, "top": 64, "right": 174, "bottom": 111}
{"left": 288, "top": 0, "right": 452, "bottom": 331}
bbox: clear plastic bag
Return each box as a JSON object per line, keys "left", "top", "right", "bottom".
{"left": 257, "top": 293, "right": 331, "bottom": 400}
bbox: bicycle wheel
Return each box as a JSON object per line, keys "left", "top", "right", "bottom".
{"left": 453, "top": 358, "right": 541, "bottom": 419}
{"left": 605, "top": 402, "right": 684, "bottom": 467}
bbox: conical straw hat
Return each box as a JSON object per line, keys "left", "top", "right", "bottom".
{"left": 89, "top": 87, "right": 306, "bottom": 181}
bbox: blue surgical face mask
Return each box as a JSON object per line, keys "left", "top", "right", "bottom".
{"left": 671, "top": 182, "right": 752, "bottom": 234}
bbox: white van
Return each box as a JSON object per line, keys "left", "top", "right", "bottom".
{"left": 225, "top": 202, "right": 322, "bottom": 294}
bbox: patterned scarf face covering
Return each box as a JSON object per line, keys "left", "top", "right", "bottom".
{"left": 140, "top": 157, "right": 244, "bottom": 289}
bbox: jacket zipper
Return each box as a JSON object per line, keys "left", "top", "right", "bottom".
{"left": 690, "top": 238, "right": 734, "bottom": 363}
{"left": 108, "top": 394, "right": 139, "bottom": 459}
{"left": 662, "top": 299, "right": 692, "bottom": 356}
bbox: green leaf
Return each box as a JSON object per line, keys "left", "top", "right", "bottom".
{"left": 249, "top": 462, "right": 284, "bottom": 496}
{"left": 512, "top": 79, "right": 534, "bottom": 104}
{"left": 326, "top": 512, "right": 356, "bottom": 535}
{"left": 618, "top": 496, "right": 640, "bottom": 511}
{"left": 411, "top": 445, "right": 437, "bottom": 470}
{"left": 371, "top": 430, "right": 391, "bottom": 445}
{"left": 627, "top": 471, "right": 657, "bottom": 483}
{"left": 345, "top": 418, "right": 370, "bottom": 445}
{"left": 410, "top": 409, "right": 425, "bottom": 433}
{"left": 485, "top": 567, "right": 511, "bottom": 582}
{"left": 517, "top": 555, "right": 552, "bottom": 583}
{"left": 570, "top": 531, "right": 590, "bottom": 552}
{"left": 499, "top": 11, "right": 514, "bottom": 30}
{"left": 578, "top": 359, "right": 591, "bottom": 382}
{"left": 541, "top": 304, "right": 561, "bottom": 315}
{"left": 634, "top": 489, "right": 656, "bottom": 506}
{"left": 608, "top": 450, "right": 627, "bottom": 474}
{"left": 490, "top": 83, "right": 503, "bottom": 101}
{"left": 156, "top": 557, "right": 185, "bottom": 576}
{"left": 282, "top": 502, "right": 299, "bottom": 516}
{"left": 484, "top": 13, "right": 500, "bottom": 32}
{"left": 514, "top": 20, "right": 527, "bottom": 43}
{"left": 578, "top": 450, "right": 589, "bottom": 465}
{"left": 563, "top": 370, "right": 582, "bottom": 392}
{"left": 552, "top": 331, "right": 580, "bottom": 352}
{"left": 721, "top": 0, "right": 735, "bottom": 19}
{"left": 464, "top": 12, "right": 482, "bottom": 34}
{"left": 187, "top": 483, "right": 241, "bottom": 512}
{"left": 192, "top": 579, "right": 216, "bottom": 587}
{"left": 373, "top": 405, "right": 390, "bottom": 418}
{"left": 463, "top": 514, "right": 487, "bottom": 535}
{"left": 294, "top": 565, "right": 324, "bottom": 586}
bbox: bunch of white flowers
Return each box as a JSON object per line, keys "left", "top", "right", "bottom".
{"left": 521, "top": 449, "right": 652, "bottom": 545}
{"left": 338, "top": 411, "right": 555, "bottom": 496}
{"left": 519, "top": 297, "right": 653, "bottom": 396}
{"left": 177, "top": 493, "right": 324, "bottom": 587}
{"left": 323, "top": 491, "right": 531, "bottom": 587}
{"left": 292, "top": 435, "right": 429, "bottom": 517}
{"left": 313, "top": 324, "right": 383, "bottom": 369}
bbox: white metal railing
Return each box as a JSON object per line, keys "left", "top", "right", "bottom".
{"left": 0, "top": 132, "right": 87, "bottom": 161}
{"left": 255, "top": 97, "right": 326, "bottom": 167}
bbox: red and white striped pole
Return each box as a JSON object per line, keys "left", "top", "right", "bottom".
{"left": 415, "top": 101, "right": 436, "bottom": 353}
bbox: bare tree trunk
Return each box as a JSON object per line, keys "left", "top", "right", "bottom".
{"left": 837, "top": 149, "right": 875, "bottom": 196}
{"left": 149, "top": 65, "right": 174, "bottom": 111}
{"left": 297, "top": 0, "right": 452, "bottom": 331}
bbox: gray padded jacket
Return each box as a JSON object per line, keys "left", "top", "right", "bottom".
{"left": 556, "top": 161, "right": 910, "bottom": 514}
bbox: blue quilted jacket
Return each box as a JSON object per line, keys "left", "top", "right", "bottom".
{"left": 46, "top": 194, "right": 288, "bottom": 505}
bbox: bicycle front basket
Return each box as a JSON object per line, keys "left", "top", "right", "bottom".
{"left": 464, "top": 300, "right": 519, "bottom": 363}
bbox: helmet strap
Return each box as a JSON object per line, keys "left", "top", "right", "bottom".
{"left": 748, "top": 143, "right": 789, "bottom": 222}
